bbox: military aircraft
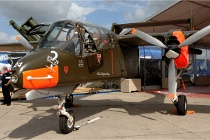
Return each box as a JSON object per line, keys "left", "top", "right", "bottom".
{"left": 7, "top": 19, "right": 210, "bottom": 134}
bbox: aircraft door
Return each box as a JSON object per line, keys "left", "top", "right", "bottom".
{"left": 86, "top": 53, "right": 103, "bottom": 74}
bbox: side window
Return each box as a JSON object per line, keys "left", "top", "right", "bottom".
{"left": 98, "top": 29, "right": 110, "bottom": 49}
{"left": 79, "top": 24, "right": 115, "bottom": 57}
{"left": 107, "top": 33, "right": 115, "bottom": 48}
{"left": 83, "top": 32, "right": 97, "bottom": 57}
{"left": 64, "top": 33, "right": 80, "bottom": 56}
{"left": 60, "top": 23, "right": 81, "bottom": 56}
{"left": 85, "top": 34, "right": 95, "bottom": 53}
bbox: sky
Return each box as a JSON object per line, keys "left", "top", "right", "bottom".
{"left": 0, "top": 0, "right": 178, "bottom": 43}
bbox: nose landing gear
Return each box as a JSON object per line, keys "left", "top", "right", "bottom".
{"left": 59, "top": 110, "right": 75, "bottom": 134}
{"left": 65, "top": 94, "right": 74, "bottom": 108}
{"left": 57, "top": 94, "right": 75, "bottom": 134}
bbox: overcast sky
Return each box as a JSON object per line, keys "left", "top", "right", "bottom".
{"left": 0, "top": 0, "right": 178, "bottom": 43}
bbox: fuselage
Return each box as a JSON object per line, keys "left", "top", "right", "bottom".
{"left": 12, "top": 20, "right": 127, "bottom": 89}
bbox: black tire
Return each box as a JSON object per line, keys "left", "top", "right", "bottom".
{"left": 177, "top": 95, "right": 187, "bottom": 115}
{"left": 65, "top": 94, "right": 73, "bottom": 108}
{"left": 59, "top": 110, "right": 75, "bottom": 134}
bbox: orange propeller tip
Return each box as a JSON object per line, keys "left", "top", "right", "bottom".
{"left": 131, "top": 28, "right": 137, "bottom": 34}
{"left": 15, "top": 36, "right": 20, "bottom": 41}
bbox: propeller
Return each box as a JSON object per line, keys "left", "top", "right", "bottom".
{"left": 119, "top": 28, "right": 132, "bottom": 35}
{"left": 131, "top": 28, "right": 166, "bottom": 48}
{"left": 168, "top": 59, "right": 177, "bottom": 94}
{"left": 16, "top": 35, "right": 34, "bottom": 50}
{"left": 178, "top": 25, "right": 210, "bottom": 48}
{"left": 130, "top": 26, "right": 210, "bottom": 115}
{"left": 131, "top": 28, "right": 179, "bottom": 59}
{"left": 165, "top": 50, "right": 179, "bottom": 59}
{"left": 131, "top": 28, "right": 178, "bottom": 96}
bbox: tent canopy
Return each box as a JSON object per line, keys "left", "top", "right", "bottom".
{"left": 141, "top": 0, "right": 210, "bottom": 33}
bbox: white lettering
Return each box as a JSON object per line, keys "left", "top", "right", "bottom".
{"left": 47, "top": 55, "right": 59, "bottom": 66}
{"left": 78, "top": 60, "right": 84, "bottom": 67}
{"left": 14, "top": 62, "right": 23, "bottom": 68}
{"left": 46, "top": 51, "right": 59, "bottom": 66}
{"left": 51, "top": 51, "right": 58, "bottom": 60}
{"left": 96, "top": 72, "right": 110, "bottom": 76}
{"left": 0, "top": 55, "right": 8, "bottom": 61}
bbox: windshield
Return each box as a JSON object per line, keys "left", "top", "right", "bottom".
{"left": 38, "top": 21, "right": 76, "bottom": 49}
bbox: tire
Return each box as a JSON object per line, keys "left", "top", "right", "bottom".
{"left": 65, "top": 94, "right": 73, "bottom": 108}
{"left": 59, "top": 110, "right": 75, "bottom": 134}
{"left": 177, "top": 95, "right": 187, "bottom": 115}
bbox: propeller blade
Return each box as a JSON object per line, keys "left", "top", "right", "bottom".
{"left": 119, "top": 28, "right": 132, "bottom": 35}
{"left": 178, "top": 25, "right": 210, "bottom": 48}
{"left": 168, "top": 59, "right": 177, "bottom": 94}
{"left": 16, "top": 36, "right": 34, "bottom": 50}
{"left": 132, "top": 28, "right": 166, "bottom": 48}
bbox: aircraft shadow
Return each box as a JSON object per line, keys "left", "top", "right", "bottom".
{"left": 7, "top": 92, "right": 210, "bottom": 139}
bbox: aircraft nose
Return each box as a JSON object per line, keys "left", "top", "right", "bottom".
{"left": 11, "top": 50, "right": 59, "bottom": 89}
{"left": 12, "top": 61, "right": 59, "bottom": 89}
{"left": 10, "top": 69, "right": 18, "bottom": 84}
{"left": 11, "top": 65, "right": 24, "bottom": 89}
{"left": 21, "top": 65, "right": 59, "bottom": 89}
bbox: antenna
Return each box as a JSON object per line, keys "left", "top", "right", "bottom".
{"left": 191, "top": 6, "right": 193, "bottom": 17}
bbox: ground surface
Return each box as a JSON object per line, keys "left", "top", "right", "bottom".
{"left": 1, "top": 90, "right": 210, "bottom": 139}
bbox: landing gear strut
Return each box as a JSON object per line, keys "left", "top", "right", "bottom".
{"left": 57, "top": 94, "right": 75, "bottom": 134}
{"left": 65, "top": 94, "right": 73, "bottom": 108}
{"left": 173, "top": 94, "right": 187, "bottom": 115}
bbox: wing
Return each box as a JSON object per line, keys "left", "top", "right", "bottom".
{"left": 113, "top": 19, "right": 210, "bottom": 47}
{"left": 112, "top": 19, "right": 190, "bottom": 34}
{"left": 117, "top": 30, "right": 210, "bottom": 48}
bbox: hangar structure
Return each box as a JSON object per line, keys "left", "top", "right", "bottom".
{"left": 112, "top": 0, "right": 210, "bottom": 88}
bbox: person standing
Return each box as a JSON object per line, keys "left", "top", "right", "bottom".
{"left": 1, "top": 67, "right": 11, "bottom": 106}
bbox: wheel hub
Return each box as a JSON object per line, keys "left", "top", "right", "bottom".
{"left": 67, "top": 116, "right": 74, "bottom": 128}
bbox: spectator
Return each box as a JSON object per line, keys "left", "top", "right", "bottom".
{"left": 1, "top": 66, "right": 11, "bottom": 106}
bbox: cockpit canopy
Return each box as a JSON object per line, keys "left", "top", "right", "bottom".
{"left": 38, "top": 20, "right": 116, "bottom": 56}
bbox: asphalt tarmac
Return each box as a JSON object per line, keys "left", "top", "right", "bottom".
{"left": 1, "top": 91, "right": 210, "bottom": 139}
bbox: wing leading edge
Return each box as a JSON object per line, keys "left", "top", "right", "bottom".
{"left": 117, "top": 30, "right": 210, "bottom": 48}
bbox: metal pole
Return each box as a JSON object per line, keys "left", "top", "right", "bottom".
{"left": 189, "top": 17, "right": 197, "bottom": 83}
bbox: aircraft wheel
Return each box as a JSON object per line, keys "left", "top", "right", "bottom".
{"left": 59, "top": 110, "right": 75, "bottom": 134}
{"left": 65, "top": 94, "right": 73, "bottom": 108}
{"left": 177, "top": 95, "right": 187, "bottom": 115}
